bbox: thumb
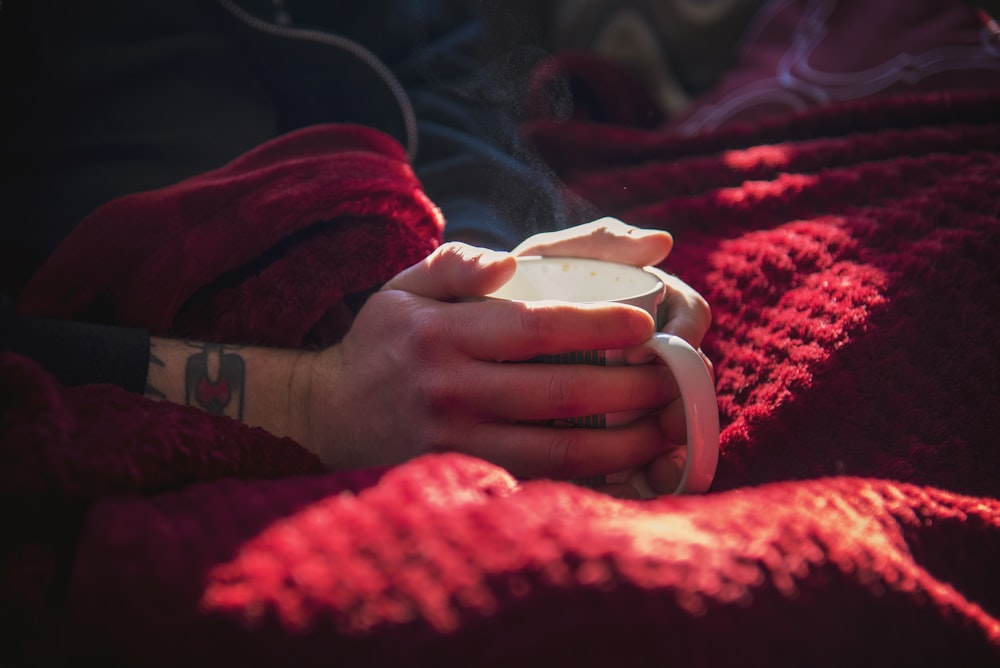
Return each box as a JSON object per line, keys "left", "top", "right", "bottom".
{"left": 511, "top": 217, "right": 674, "bottom": 267}
{"left": 381, "top": 242, "right": 517, "bottom": 300}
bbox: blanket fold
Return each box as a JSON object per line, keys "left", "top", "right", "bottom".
{"left": 63, "top": 458, "right": 1000, "bottom": 666}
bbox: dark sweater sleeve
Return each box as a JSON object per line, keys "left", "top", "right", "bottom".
{"left": 401, "top": 33, "right": 595, "bottom": 250}
{"left": 303, "top": 0, "right": 594, "bottom": 250}
{"left": 0, "top": 295, "right": 150, "bottom": 393}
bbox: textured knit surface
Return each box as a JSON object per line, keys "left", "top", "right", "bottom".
{"left": 3, "top": 90, "right": 1000, "bottom": 666}
{"left": 526, "top": 89, "right": 1000, "bottom": 499}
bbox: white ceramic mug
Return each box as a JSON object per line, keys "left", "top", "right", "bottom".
{"left": 486, "top": 256, "right": 719, "bottom": 496}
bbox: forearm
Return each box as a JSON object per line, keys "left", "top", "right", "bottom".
{"left": 144, "top": 337, "right": 316, "bottom": 454}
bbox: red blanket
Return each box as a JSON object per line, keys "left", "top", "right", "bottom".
{"left": 3, "top": 89, "right": 1000, "bottom": 665}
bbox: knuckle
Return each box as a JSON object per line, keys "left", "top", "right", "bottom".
{"left": 692, "top": 293, "right": 712, "bottom": 327}
{"left": 547, "top": 371, "right": 581, "bottom": 416}
{"left": 633, "top": 366, "right": 668, "bottom": 407}
{"left": 517, "top": 305, "right": 550, "bottom": 342}
{"left": 433, "top": 241, "right": 467, "bottom": 266}
{"left": 425, "top": 242, "right": 470, "bottom": 288}
{"left": 438, "top": 240, "right": 467, "bottom": 255}
{"left": 416, "top": 371, "right": 459, "bottom": 416}
{"left": 363, "top": 289, "right": 397, "bottom": 311}
{"left": 408, "top": 311, "right": 446, "bottom": 356}
{"left": 405, "top": 389, "right": 465, "bottom": 455}
{"left": 421, "top": 422, "right": 457, "bottom": 454}
{"left": 545, "top": 430, "right": 575, "bottom": 476}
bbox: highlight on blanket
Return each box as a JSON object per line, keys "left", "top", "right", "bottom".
{"left": 2, "top": 0, "right": 1000, "bottom": 665}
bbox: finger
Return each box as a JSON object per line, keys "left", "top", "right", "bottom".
{"left": 382, "top": 241, "right": 517, "bottom": 300}
{"left": 645, "top": 447, "right": 687, "bottom": 495}
{"left": 456, "top": 362, "right": 679, "bottom": 421}
{"left": 467, "top": 414, "right": 667, "bottom": 480}
{"left": 511, "top": 217, "right": 673, "bottom": 267}
{"left": 658, "top": 273, "right": 712, "bottom": 348}
{"left": 659, "top": 395, "right": 688, "bottom": 445}
{"left": 698, "top": 348, "right": 716, "bottom": 383}
{"left": 597, "top": 483, "right": 642, "bottom": 500}
{"left": 441, "top": 298, "right": 655, "bottom": 361}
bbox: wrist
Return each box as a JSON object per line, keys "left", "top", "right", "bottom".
{"left": 285, "top": 347, "right": 320, "bottom": 459}
{"left": 291, "top": 345, "right": 345, "bottom": 469}
{"left": 145, "top": 338, "right": 324, "bottom": 460}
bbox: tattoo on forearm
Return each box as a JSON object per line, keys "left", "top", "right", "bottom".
{"left": 184, "top": 342, "right": 246, "bottom": 421}
{"left": 145, "top": 343, "right": 167, "bottom": 400}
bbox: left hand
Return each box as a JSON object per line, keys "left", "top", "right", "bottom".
{"left": 513, "top": 217, "right": 714, "bottom": 496}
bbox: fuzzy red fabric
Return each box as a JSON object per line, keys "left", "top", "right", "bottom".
{"left": 3, "top": 91, "right": 1000, "bottom": 666}
{"left": 18, "top": 123, "right": 444, "bottom": 347}
{"left": 526, "top": 88, "right": 1000, "bottom": 498}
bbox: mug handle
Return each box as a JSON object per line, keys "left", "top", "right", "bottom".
{"left": 626, "top": 333, "right": 720, "bottom": 497}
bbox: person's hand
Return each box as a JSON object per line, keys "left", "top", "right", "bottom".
{"left": 146, "top": 219, "right": 712, "bottom": 497}
{"left": 298, "top": 241, "right": 679, "bottom": 481}
{"left": 513, "top": 217, "right": 714, "bottom": 496}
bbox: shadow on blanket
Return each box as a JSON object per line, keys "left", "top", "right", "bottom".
{"left": 2, "top": 87, "right": 1000, "bottom": 665}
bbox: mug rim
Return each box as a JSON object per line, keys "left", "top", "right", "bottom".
{"left": 486, "top": 255, "right": 666, "bottom": 304}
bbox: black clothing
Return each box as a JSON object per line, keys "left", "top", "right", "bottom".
{"left": 0, "top": 296, "right": 150, "bottom": 393}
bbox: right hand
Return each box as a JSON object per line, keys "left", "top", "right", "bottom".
{"left": 300, "top": 242, "right": 678, "bottom": 480}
